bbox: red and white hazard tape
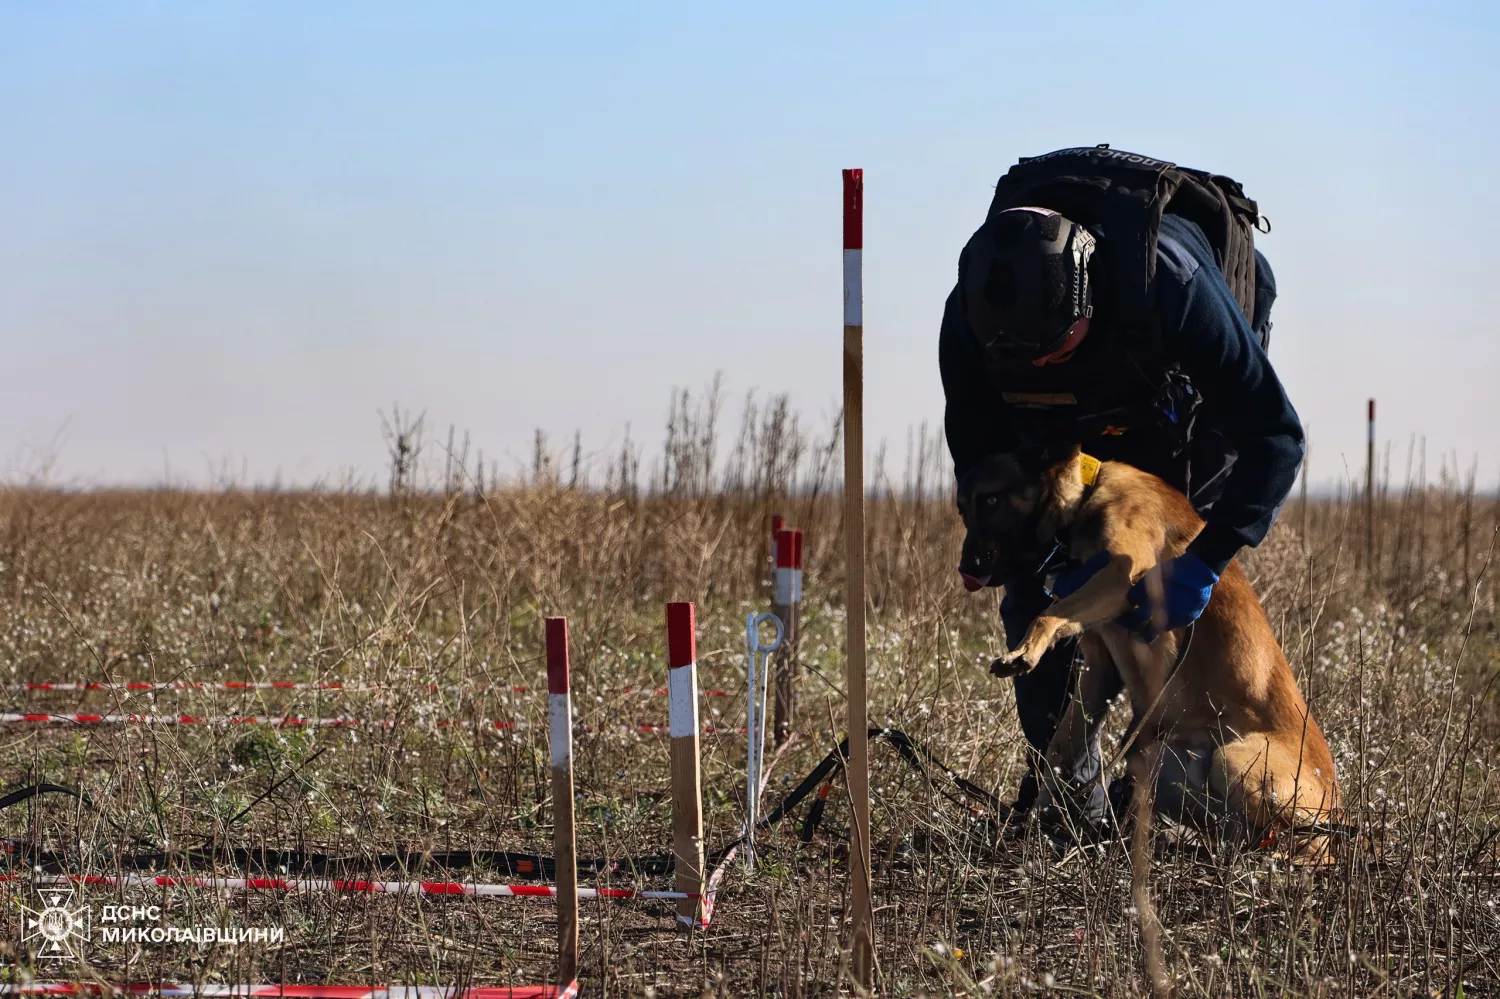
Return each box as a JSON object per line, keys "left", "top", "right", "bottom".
{"left": 7, "top": 681, "right": 732, "bottom": 697}
{"left": 0, "top": 984, "right": 579, "bottom": 998}
{"left": 38, "top": 873, "right": 695, "bottom": 901}
{"left": 624, "top": 723, "right": 747, "bottom": 735}
{"left": 6, "top": 682, "right": 469, "bottom": 693}
{"left": 0, "top": 712, "right": 748, "bottom": 734}
{"left": 0, "top": 713, "right": 486, "bottom": 728}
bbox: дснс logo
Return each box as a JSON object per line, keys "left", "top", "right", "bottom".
{"left": 20, "top": 885, "right": 91, "bottom": 962}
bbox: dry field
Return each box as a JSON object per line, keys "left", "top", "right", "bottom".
{"left": 0, "top": 401, "right": 1496, "bottom": 997}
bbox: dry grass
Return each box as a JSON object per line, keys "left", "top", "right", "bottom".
{"left": 0, "top": 396, "right": 1496, "bottom": 997}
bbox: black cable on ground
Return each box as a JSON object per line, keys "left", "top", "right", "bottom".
{"left": 0, "top": 727, "right": 1003, "bottom": 878}
{"left": 707, "top": 727, "right": 1007, "bottom": 867}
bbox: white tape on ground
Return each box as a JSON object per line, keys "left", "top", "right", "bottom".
{"left": 667, "top": 663, "right": 698, "bottom": 739}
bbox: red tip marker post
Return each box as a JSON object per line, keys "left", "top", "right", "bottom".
{"left": 544, "top": 618, "right": 580, "bottom": 988}
{"left": 666, "top": 602, "right": 706, "bottom": 927}
{"left": 769, "top": 514, "right": 785, "bottom": 592}
{"left": 772, "top": 527, "right": 804, "bottom": 745}
{"left": 841, "top": 168, "right": 874, "bottom": 986}
{"left": 773, "top": 529, "right": 804, "bottom": 605}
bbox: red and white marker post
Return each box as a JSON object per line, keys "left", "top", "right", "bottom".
{"left": 842, "top": 166, "right": 874, "bottom": 986}
{"left": 666, "top": 602, "right": 706, "bottom": 927}
{"left": 771, "top": 527, "right": 803, "bottom": 745}
{"left": 544, "top": 618, "right": 581, "bottom": 988}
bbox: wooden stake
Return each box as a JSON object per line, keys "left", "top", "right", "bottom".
{"left": 842, "top": 167, "right": 874, "bottom": 987}
{"left": 665, "top": 601, "right": 706, "bottom": 927}
{"left": 1299, "top": 435, "right": 1309, "bottom": 553}
{"left": 545, "top": 618, "right": 579, "bottom": 986}
{"left": 1366, "top": 399, "right": 1376, "bottom": 575}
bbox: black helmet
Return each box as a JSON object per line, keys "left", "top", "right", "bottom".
{"left": 959, "top": 207, "right": 1096, "bottom": 360}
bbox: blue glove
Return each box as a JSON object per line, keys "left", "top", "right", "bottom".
{"left": 1048, "top": 550, "right": 1111, "bottom": 599}
{"left": 1117, "top": 552, "right": 1219, "bottom": 642}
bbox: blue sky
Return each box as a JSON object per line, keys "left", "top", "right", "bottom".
{"left": 1, "top": 2, "right": 1496, "bottom": 488}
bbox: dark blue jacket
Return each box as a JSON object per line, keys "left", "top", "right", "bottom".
{"left": 940, "top": 214, "right": 1304, "bottom": 574}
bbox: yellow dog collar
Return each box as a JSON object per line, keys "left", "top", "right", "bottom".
{"left": 1079, "top": 452, "right": 1101, "bottom": 487}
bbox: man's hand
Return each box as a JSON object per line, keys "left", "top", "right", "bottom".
{"left": 1117, "top": 552, "right": 1219, "bottom": 642}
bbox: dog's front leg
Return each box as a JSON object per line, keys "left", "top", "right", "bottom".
{"left": 997, "top": 553, "right": 1141, "bottom": 674}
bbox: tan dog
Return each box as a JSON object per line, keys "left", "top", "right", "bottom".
{"left": 957, "top": 448, "right": 1341, "bottom": 858}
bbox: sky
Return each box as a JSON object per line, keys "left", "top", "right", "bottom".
{"left": 1, "top": 2, "right": 1497, "bottom": 490}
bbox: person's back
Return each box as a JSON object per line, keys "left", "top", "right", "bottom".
{"left": 938, "top": 146, "right": 1305, "bottom": 825}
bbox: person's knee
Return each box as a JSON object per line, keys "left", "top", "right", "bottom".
{"left": 1074, "top": 653, "right": 1123, "bottom": 718}
{"left": 1145, "top": 745, "right": 1215, "bottom": 827}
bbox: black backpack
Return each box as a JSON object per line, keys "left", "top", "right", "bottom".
{"left": 985, "top": 145, "right": 1264, "bottom": 345}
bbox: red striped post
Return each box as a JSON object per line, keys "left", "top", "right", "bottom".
{"left": 772, "top": 527, "right": 803, "bottom": 745}
{"left": 666, "top": 602, "right": 705, "bottom": 927}
{"left": 774, "top": 529, "right": 804, "bottom": 604}
{"left": 842, "top": 166, "right": 874, "bottom": 986}
{"left": 545, "top": 618, "right": 579, "bottom": 985}
{"left": 768, "top": 513, "right": 785, "bottom": 602}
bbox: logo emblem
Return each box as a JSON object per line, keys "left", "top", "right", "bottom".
{"left": 20, "top": 885, "right": 90, "bottom": 961}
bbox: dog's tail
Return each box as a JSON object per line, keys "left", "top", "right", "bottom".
{"left": 1130, "top": 748, "right": 1170, "bottom": 998}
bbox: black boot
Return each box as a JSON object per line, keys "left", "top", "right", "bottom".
{"left": 1011, "top": 768, "right": 1040, "bottom": 815}
{"left": 1107, "top": 775, "right": 1135, "bottom": 829}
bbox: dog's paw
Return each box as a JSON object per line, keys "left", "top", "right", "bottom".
{"left": 989, "top": 649, "right": 1036, "bottom": 678}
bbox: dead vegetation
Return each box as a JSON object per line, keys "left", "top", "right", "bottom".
{"left": 0, "top": 390, "right": 1496, "bottom": 997}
